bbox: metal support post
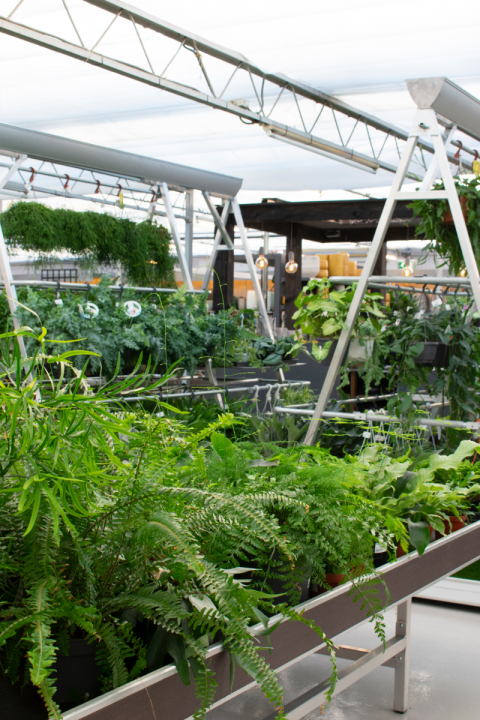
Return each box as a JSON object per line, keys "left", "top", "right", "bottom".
{"left": 273, "top": 252, "right": 285, "bottom": 329}
{"left": 184, "top": 189, "right": 194, "bottom": 277}
{"left": 431, "top": 128, "right": 480, "bottom": 312}
{"left": 160, "top": 182, "right": 193, "bottom": 291}
{"left": 0, "top": 222, "right": 27, "bottom": 358}
{"left": 420, "top": 124, "right": 456, "bottom": 190}
{"left": 0, "top": 155, "right": 29, "bottom": 359}
{"left": 231, "top": 198, "right": 274, "bottom": 342}
{"left": 202, "top": 191, "right": 234, "bottom": 249}
{"left": 393, "top": 598, "right": 411, "bottom": 713}
{"left": 303, "top": 133, "right": 418, "bottom": 445}
{"left": 200, "top": 200, "right": 231, "bottom": 291}
{"left": 146, "top": 184, "right": 158, "bottom": 221}
{"left": 204, "top": 358, "right": 224, "bottom": 409}
{"left": 261, "top": 232, "right": 269, "bottom": 308}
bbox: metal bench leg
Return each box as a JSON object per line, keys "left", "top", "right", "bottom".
{"left": 393, "top": 597, "right": 411, "bottom": 713}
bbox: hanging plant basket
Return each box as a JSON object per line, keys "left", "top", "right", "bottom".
{"left": 414, "top": 341, "right": 449, "bottom": 366}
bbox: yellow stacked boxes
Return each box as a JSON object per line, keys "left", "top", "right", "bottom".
{"left": 317, "top": 255, "right": 329, "bottom": 278}
{"left": 328, "top": 253, "right": 349, "bottom": 277}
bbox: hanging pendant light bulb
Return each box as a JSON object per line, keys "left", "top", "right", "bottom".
{"left": 255, "top": 247, "right": 269, "bottom": 270}
{"left": 285, "top": 251, "right": 298, "bottom": 274}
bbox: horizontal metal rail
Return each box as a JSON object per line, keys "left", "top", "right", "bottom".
{"left": 0, "top": 279, "right": 202, "bottom": 293}
{"left": 330, "top": 275, "right": 476, "bottom": 287}
{"left": 274, "top": 406, "right": 480, "bottom": 431}
{"left": 368, "top": 281, "right": 471, "bottom": 297}
{"left": 112, "top": 380, "right": 310, "bottom": 403}
{"left": 61, "top": 522, "right": 480, "bottom": 720}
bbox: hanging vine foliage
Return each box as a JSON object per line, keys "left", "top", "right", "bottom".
{"left": 0, "top": 202, "right": 176, "bottom": 286}
{"left": 410, "top": 176, "right": 480, "bottom": 274}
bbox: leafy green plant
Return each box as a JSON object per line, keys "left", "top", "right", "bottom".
{"left": 0, "top": 330, "right": 344, "bottom": 719}
{"left": 382, "top": 293, "right": 480, "bottom": 422}
{"left": 410, "top": 176, "right": 480, "bottom": 275}
{"left": 13, "top": 281, "right": 243, "bottom": 375}
{"left": 1, "top": 202, "right": 175, "bottom": 286}
{"left": 291, "top": 278, "right": 384, "bottom": 362}
{"left": 341, "top": 440, "right": 480, "bottom": 555}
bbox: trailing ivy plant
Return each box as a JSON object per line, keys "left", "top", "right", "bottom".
{"left": 0, "top": 202, "right": 176, "bottom": 286}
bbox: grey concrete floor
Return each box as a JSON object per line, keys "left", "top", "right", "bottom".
{"left": 207, "top": 600, "right": 480, "bottom": 720}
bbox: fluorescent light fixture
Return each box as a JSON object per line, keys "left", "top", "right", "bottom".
{"left": 386, "top": 254, "right": 398, "bottom": 260}
{"left": 263, "top": 125, "right": 379, "bottom": 174}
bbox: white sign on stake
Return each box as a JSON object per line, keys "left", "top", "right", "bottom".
{"left": 124, "top": 300, "right": 142, "bottom": 318}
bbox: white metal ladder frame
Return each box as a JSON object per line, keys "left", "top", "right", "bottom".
{"left": 304, "top": 108, "right": 480, "bottom": 445}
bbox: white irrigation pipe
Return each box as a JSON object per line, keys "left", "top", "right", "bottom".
{"left": 274, "top": 406, "right": 480, "bottom": 432}
{"left": 116, "top": 381, "right": 310, "bottom": 403}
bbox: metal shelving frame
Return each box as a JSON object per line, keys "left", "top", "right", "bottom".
{"left": 57, "top": 521, "right": 480, "bottom": 720}
{"left": 304, "top": 79, "right": 480, "bottom": 445}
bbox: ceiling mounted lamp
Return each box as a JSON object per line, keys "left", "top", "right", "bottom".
{"left": 403, "top": 265, "right": 413, "bottom": 277}
{"left": 255, "top": 247, "right": 269, "bottom": 270}
{"left": 285, "top": 251, "right": 298, "bottom": 274}
{"left": 262, "top": 125, "right": 379, "bottom": 174}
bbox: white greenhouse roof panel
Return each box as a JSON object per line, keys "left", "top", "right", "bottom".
{"left": 1, "top": 0, "right": 480, "bottom": 193}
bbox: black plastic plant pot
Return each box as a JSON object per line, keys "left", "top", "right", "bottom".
{"left": 414, "top": 342, "right": 449, "bottom": 367}
{"left": 54, "top": 638, "right": 101, "bottom": 708}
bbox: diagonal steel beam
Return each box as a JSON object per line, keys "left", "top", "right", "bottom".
{"left": 0, "top": 9, "right": 470, "bottom": 175}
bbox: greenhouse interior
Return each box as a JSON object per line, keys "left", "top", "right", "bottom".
{"left": 1, "top": 2, "right": 480, "bottom": 719}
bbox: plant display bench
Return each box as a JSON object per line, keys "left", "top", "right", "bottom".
{"left": 63, "top": 522, "right": 480, "bottom": 720}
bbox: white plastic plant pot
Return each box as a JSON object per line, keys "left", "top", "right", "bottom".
{"left": 246, "top": 290, "right": 258, "bottom": 310}
{"left": 124, "top": 300, "right": 142, "bottom": 318}
{"left": 348, "top": 338, "right": 374, "bottom": 366}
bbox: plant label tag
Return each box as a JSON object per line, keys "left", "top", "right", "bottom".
{"left": 431, "top": 298, "right": 442, "bottom": 307}
{"left": 362, "top": 431, "right": 371, "bottom": 438}
{"left": 444, "top": 304, "right": 451, "bottom": 311}
{"left": 54, "top": 298, "right": 63, "bottom": 306}
{"left": 395, "top": 319, "right": 401, "bottom": 326}
{"left": 374, "top": 434, "right": 386, "bottom": 442}
{"left": 414, "top": 311, "right": 424, "bottom": 319}
{"left": 445, "top": 324, "right": 452, "bottom": 334}
{"left": 85, "top": 302, "right": 99, "bottom": 318}
{"left": 124, "top": 300, "right": 142, "bottom": 318}
{"left": 374, "top": 543, "right": 387, "bottom": 554}
{"left": 393, "top": 311, "right": 400, "bottom": 317}
{"left": 78, "top": 302, "right": 99, "bottom": 319}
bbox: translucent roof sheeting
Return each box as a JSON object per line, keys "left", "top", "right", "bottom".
{"left": 0, "top": 0, "right": 479, "bottom": 194}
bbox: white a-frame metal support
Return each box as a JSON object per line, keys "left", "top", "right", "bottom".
{"left": 200, "top": 195, "right": 275, "bottom": 343}
{"left": 0, "top": 154, "right": 29, "bottom": 359}
{"left": 304, "top": 108, "right": 480, "bottom": 446}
